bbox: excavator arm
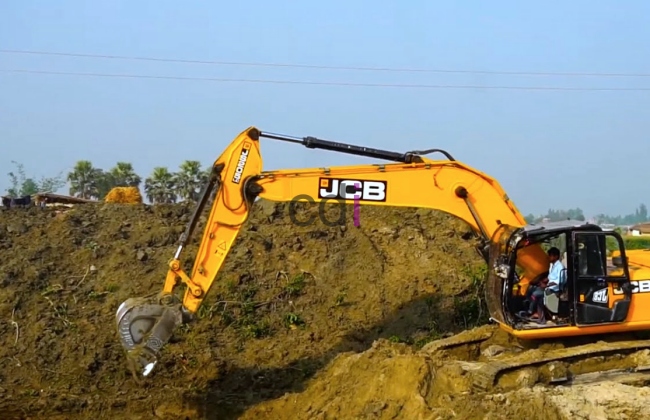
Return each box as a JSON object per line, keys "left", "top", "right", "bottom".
{"left": 116, "top": 126, "right": 549, "bottom": 377}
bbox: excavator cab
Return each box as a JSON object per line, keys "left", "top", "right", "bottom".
{"left": 485, "top": 220, "right": 634, "bottom": 336}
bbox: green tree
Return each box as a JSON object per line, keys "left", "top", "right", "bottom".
{"left": 39, "top": 174, "right": 66, "bottom": 194}
{"left": 95, "top": 170, "right": 115, "bottom": 200}
{"left": 67, "top": 160, "right": 102, "bottom": 199}
{"left": 636, "top": 204, "right": 648, "bottom": 222}
{"left": 544, "top": 208, "right": 585, "bottom": 222}
{"left": 20, "top": 178, "right": 39, "bottom": 195}
{"left": 174, "top": 160, "right": 207, "bottom": 201}
{"left": 6, "top": 161, "right": 65, "bottom": 197}
{"left": 90, "top": 162, "right": 143, "bottom": 200}
{"left": 108, "top": 162, "right": 142, "bottom": 188}
{"left": 144, "top": 167, "right": 177, "bottom": 204}
{"left": 594, "top": 203, "right": 649, "bottom": 225}
{"left": 204, "top": 166, "right": 214, "bottom": 180}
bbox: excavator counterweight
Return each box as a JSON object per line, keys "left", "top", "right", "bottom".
{"left": 115, "top": 127, "right": 650, "bottom": 387}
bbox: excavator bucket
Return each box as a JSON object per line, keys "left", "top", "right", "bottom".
{"left": 115, "top": 296, "right": 184, "bottom": 377}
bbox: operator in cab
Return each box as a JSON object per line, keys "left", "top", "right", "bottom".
{"left": 544, "top": 247, "right": 565, "bottom": 294}
{"left": 523, "top": 247, "right": 564, "bottom": 322}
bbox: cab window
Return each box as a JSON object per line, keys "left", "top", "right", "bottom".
{"left": 575, "top": 232, "right": 625, "bottom": 278}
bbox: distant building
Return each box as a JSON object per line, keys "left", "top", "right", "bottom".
{"left": 630, "top": 223, "right": 650, "bottom": 236}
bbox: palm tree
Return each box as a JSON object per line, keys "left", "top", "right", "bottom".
{"left": 91, "top": 162, "right": 142, "bottom": 199}
{"left": 109, "top": 162, "right": 142, "bottom": 188}
{"left": 95, "top": 170, "right": 114, "bottom": 200}
{"left": 144, "top": 167, "right": 177, "bottom": 204}
{"left": 203, "top": 166, "right": 215, "bottom": 182}
{"left": 67, "top": 160, "right": 102, "bottom": 199}
{"left": 174, "top": 160, "right": 207, "bottom": 202}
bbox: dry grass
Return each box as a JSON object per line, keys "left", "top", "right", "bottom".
{"left": 104, "top": 186, "right": 143, "bottom": 204}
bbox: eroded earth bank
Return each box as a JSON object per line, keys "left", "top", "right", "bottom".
{"left": 0, "top": 202, "right": 648, "bottom": 419}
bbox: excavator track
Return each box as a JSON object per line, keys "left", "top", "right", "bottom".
{"left": 421, "top": 325, "right": 495, "bottom": 354}
{"left": 423, "top": 327, "right": 650, "bottom": 396}
{"left": 469, "top": 339, "right": 650, "bottom": 391}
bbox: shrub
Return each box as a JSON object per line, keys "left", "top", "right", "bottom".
{"left": 624, "top": 236, "right": 650, "bottom": 250}
{"left": 607, "top": 236, "right": 650, "bottom": 252}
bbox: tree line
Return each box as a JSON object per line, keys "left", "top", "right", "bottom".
{"left": 5, "top": 160, "right": 212, "bottom": 204}
{"left": 4, "top": 161, "right": 650, "bottom": 222}
{"left": 524, "top": 204, "right": 649, "bottom": 226}
{"left": 6, "top": 161, "right": 67, "bottom": 198}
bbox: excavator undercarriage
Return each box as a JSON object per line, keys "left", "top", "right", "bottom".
{"left": 423, "top": 325, "right": 650, "bottom": 397}
{"left": 115, "top": 126, "right": 650, "bottom": 391}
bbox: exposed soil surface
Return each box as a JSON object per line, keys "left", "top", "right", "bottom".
{"left": 1, "top": 202, "right": 647, "bottom": 420}
{"left": 243, "top": 327, "right": 650, "bottom": 420}
{"left": 0, "top": 201, "right": 485, "bottom": 419}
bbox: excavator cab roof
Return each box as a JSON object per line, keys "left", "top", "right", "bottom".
{"left": 496, "top": 219, "right": 605, "bottom": 257}
{"left": 511, "top": 219, "right": 605, "bottom": 249}
{"left": 520, "top": 219, "right": 602, "bottom": 235}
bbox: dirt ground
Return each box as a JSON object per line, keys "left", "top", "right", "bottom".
{"left": 1, "top": 201, "right": 648, "bottom": 420}
{"left": 0, "top": 201, "right": 485, "bottom": 419}
{"left": 242, "top": 327, "right": 650, "bottom": 420}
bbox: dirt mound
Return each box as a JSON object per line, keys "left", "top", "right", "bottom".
{"left": 239, "top": 337, "right": 562, "bottom": 420}
{"left": 0, "top": 201, "right": 485, "bottom": 419}
{"left": 546, "top": 382, "right": 650, "bottom": 419}
{"left": 241, "top": 335, "right": 650, "bottom": 420}
{"left": 240, "top": 339, "right": 439, "bottom": 420}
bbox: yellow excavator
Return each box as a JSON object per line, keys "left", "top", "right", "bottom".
{"left": 116, "top": 127, "right": 650, "bottom": 390}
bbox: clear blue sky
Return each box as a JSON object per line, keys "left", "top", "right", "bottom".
{"left": 1, "top": 1, "right": 649, "bottom": 217}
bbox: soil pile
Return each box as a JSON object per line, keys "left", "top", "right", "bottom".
{"left": 240, "top": 335, "right": 564, "bottom": 420}
{"left": 241, "top": 332, "right": 650, "bottom": 420}
{"left": 0, "top": 201, "right": 486, "bottom": 419}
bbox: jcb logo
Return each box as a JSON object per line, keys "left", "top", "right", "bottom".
{"left": 232, "top": 142, "right": 251, "bottom": 184}
{"left": 317, "top": 178, "right": 387, "bottom": 202}
{"left": 613, "top": 280, "right": 650, "bottom": 295}
{"left": 592, "top": 288, "right": 608, "bottom": 304}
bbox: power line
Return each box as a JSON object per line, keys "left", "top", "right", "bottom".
{"left": 2, "top": 68, "right": 650, "bottom": 91}
{"left": 1, "top": 48, "right": 650, "bottom": 78}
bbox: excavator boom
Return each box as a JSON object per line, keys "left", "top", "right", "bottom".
{"left": 116, "top": 126, "right": 544, "bottom": 376}
{"left": 170, "top": 127, "right": 552, "bottom": 314}
{"left": 115, "top": 126, "right": 647, "bottom": 384}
